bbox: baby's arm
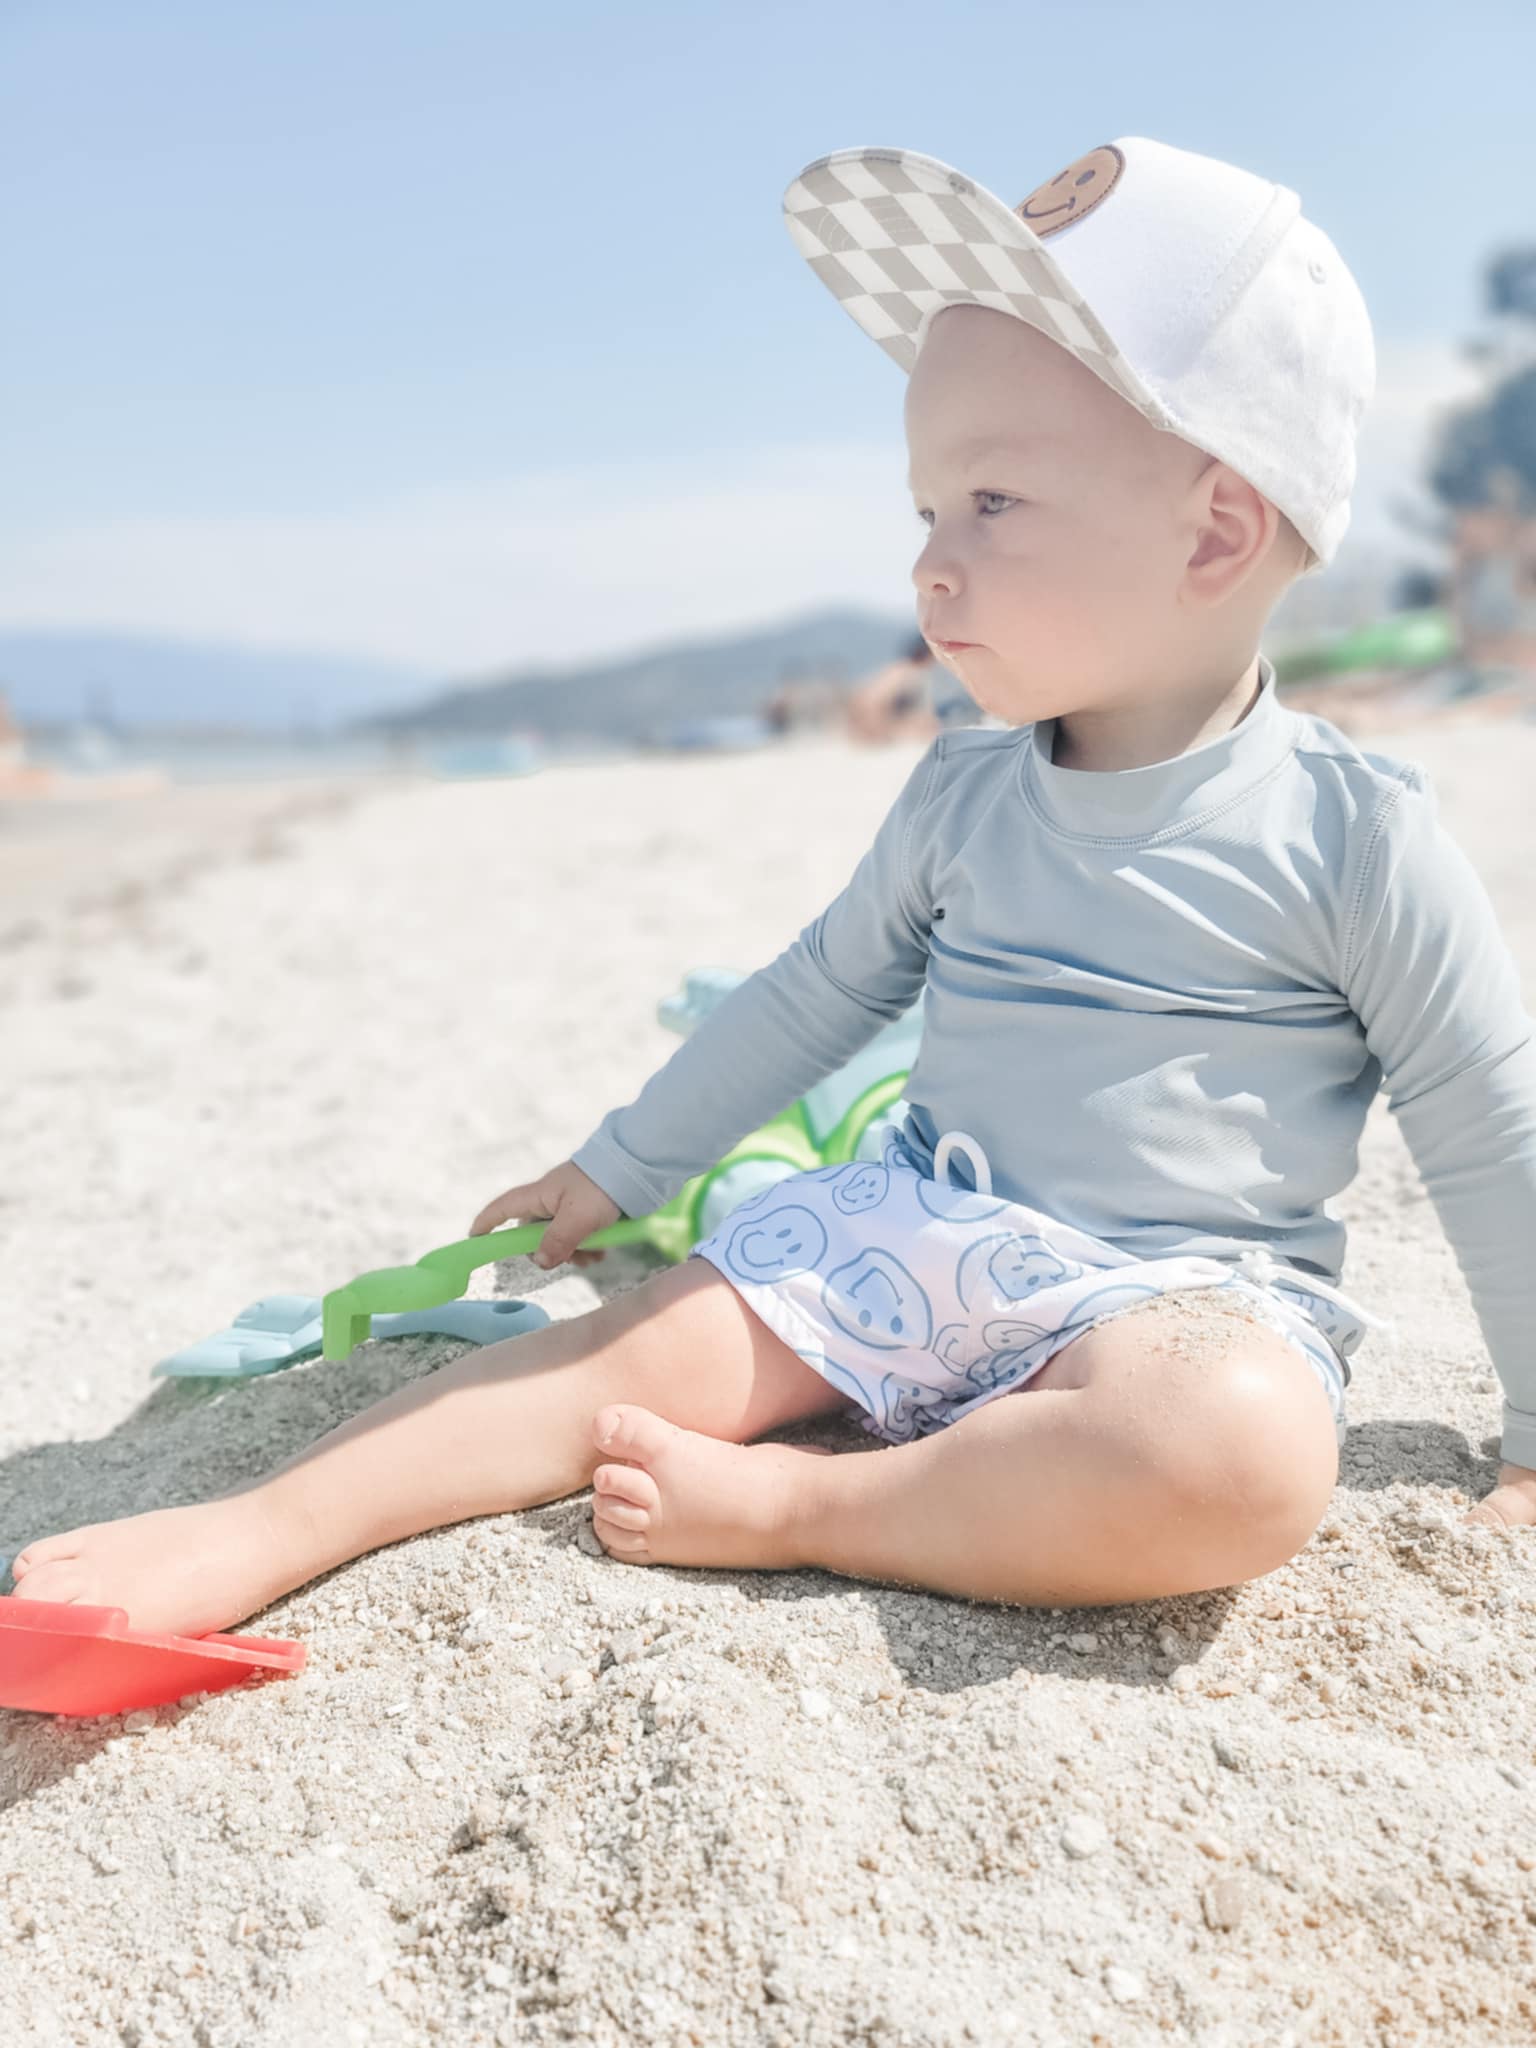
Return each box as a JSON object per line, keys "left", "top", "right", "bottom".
{"left": 478, "top": 738, "right": 946, "bottom": 1253}
{"left": 1340, "top": 766, "right": 1536, "bottom": 1528}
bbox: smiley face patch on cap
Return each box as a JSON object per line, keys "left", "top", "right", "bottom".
{"left": 1015, "top": 144, "right": 1125, "bottom": 239}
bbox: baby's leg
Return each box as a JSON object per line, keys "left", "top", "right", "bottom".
{"left": 589, "top": 1293, "right": 1342, "bottom": 1606}
{"left": 8, "top": 1260, "right": 850, "bottom": 1638}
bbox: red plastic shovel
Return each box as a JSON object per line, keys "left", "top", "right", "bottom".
{"left": 0, "top": 1597, "right": 306, "bottom": 1716}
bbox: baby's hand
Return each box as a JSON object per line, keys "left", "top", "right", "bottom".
{"left": 1463, "top": 1462, "right": 1536, "bottom": 1530}
{"left": 468, "top": 1160, "right": 621, "bottom": 1271}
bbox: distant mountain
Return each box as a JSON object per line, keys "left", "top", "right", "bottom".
{"left": 356, "top": 607, "right": 920, "bottom": 745}
{"left": 2, "top": 608, "right": 922, "bottom": 744}
{"left": 0, "top": 631, "right": 435, "bottom": 733}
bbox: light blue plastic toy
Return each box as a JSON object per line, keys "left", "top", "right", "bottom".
{"left": 152, "top": 1295, "right": 550, "bottom": 1379}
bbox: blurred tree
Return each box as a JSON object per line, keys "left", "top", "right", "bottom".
{"left": 1420, "top": 245, "right": 1536, "bottom": 677}
{"left": 1428, "top": 365, "right": 1536, "bottom": 511}
{"left": 1489, "top": 248, "right": 1536, "bottom": 322}
{"left": 1391, "top": 564, "right": 1447, "bottom": 611}
{"left": 1424, "top": 244, "right": 1536, "bottom": 517}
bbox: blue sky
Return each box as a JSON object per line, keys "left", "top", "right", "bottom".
{"left": 2, "top": 0, "right": 1531, "bottom": 676}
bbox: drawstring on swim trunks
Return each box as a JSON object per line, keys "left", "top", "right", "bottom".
{"left": 933, "top": 1130, "right": 993, "bottom": 1196}
{"left": 1234, "top": 1244, "right": 1396, "bottom": 1334}
{"left": 1234, "top": 1246, "right": 1284, "bottom": 1291}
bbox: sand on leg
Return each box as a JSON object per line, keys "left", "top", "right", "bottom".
{"left": 8, "top": 1258, "right": 851, "bottom": 1637}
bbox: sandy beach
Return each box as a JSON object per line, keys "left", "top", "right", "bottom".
{"left": 3, "top": 719, "right": 1535, "bottom": 2047}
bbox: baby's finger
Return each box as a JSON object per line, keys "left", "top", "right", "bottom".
{"left": 1464, "top": 1487, "right": 1536, "bottom": 1531}
{"left": 535, "top": 1214, "right": 609, "bottom": 1270}
{"left": 469, "top": 1186, "right": 543, "bottom": 1237}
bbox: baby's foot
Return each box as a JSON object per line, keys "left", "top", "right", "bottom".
{"left": 589, "top": 1405, "right": 834, "bottom": 1572}
{"left": 7, "top": 1492, "right": 305, "bottom": 1640}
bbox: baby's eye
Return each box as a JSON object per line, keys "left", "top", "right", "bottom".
{"left": 913, "top": 491, "right": 1017, "bottom": 527}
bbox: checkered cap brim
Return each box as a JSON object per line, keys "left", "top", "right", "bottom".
{"left": 783, "top": 146, "right": 1174, "bottom": 435}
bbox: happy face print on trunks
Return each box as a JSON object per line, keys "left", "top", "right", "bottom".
{"left": 719, "top": 1203, "right": 830, "bottom": 1283}
{"left": 830, "top": 1162, "right": 891, "bottom": 1214}
{"left": 955, "top": 1232, "right": 1085, "bottom": 1312}
{"left": 822, "top": 1249, "right": 936, "bottom": 1352}
{"left": 868, "top": 1369, "right": 944, "bottom": 1441}
{"left": 961, "top": 1349, "right": 1037, "bottom": 1398}
{"left": 928, "top": 1320, "right": 972, "bottom": 1370}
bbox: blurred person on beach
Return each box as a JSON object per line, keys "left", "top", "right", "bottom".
{"left": 845, "top": 632, "right": 989, "bottom": 743}
{"left": 15, "top": 136, "right": 1536, "bottom": 1642}
{"left": 0, "top": 689, "right": 53, "bottom": 798}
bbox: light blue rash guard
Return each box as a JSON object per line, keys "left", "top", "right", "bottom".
{"left": 571, "top": 655, "right": 1536, "bottom": 1469}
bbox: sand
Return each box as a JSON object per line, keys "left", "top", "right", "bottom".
{"left": 2, "top": 719, "right": 1534, "bottom": 2048}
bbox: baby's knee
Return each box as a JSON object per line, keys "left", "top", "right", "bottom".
{"left": 1182, "top": 1339, "right": 1339, "bottom": 1559}
{"left": 1087, "top": 1307, "right": 1338, "bottom": 1566}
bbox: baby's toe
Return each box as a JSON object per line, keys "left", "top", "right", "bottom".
{"left": 593, "top": 1460, "right": 661, "bottom": 1515}
{"left": 12, "top": 1560, "right": 89, "bottom": 1605}
{"left": 595, "top": 1527, "right": 652, "bottom": 1560}
{"left": 593, "top": 1496, "right": 650, "bottom": 1532}
{"left": 11, "top": 1533, "right": 79, "bottom": 1576}
{"left": 593, "top": 1403, "right": 678, "bottom": 1472}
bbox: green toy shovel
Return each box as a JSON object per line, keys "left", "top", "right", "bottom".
{"left": 318, "top": 1072, "right": 913, "bottom": 1363}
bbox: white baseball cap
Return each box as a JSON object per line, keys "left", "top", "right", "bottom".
{"left": 782, "top": 139, "right": 1376, "bottom": 572}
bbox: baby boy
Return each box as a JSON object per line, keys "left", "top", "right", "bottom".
{"left": 13, "top": 137, "right": 1535, "bottom": 1639}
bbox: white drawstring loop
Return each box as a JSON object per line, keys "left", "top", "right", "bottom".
{"left": 1235, "top": 1244, "right": 1396, "bottom": 1333}
{"left": 933, "top": 1130, "right": 993, "bottom": 1196}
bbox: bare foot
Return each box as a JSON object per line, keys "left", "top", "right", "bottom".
{"left": 589, "top": 1404, "right": 835, "bottom": 1571}
{"left": 8, "top": 1491, "right": 308, "bottom": 1639}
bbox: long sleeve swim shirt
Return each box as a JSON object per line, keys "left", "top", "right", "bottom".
{"left": 571, "top": 656, "right": 1536, "bottom": 1470}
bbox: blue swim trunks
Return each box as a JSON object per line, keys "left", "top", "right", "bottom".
{"left": 689, "top": 1127, "right": 1385, "bottom": 1449}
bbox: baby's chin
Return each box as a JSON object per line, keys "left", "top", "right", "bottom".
{"left": 946, "top": 662, "right": 1033, "bottom": 726}
{"left": 961, "top": 659, "right": 1107, "bottom": 728}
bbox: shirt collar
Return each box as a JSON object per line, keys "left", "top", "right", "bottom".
{"left": 1021, "top": 653, "right": 1297, "bottom": 841}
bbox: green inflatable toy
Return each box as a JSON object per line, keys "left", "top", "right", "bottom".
{"left": 320, "top": 968, "right": 923, "bottom": 1361}
{"left": 1270, "top": 606, "right": 1457, "bottom": 686}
